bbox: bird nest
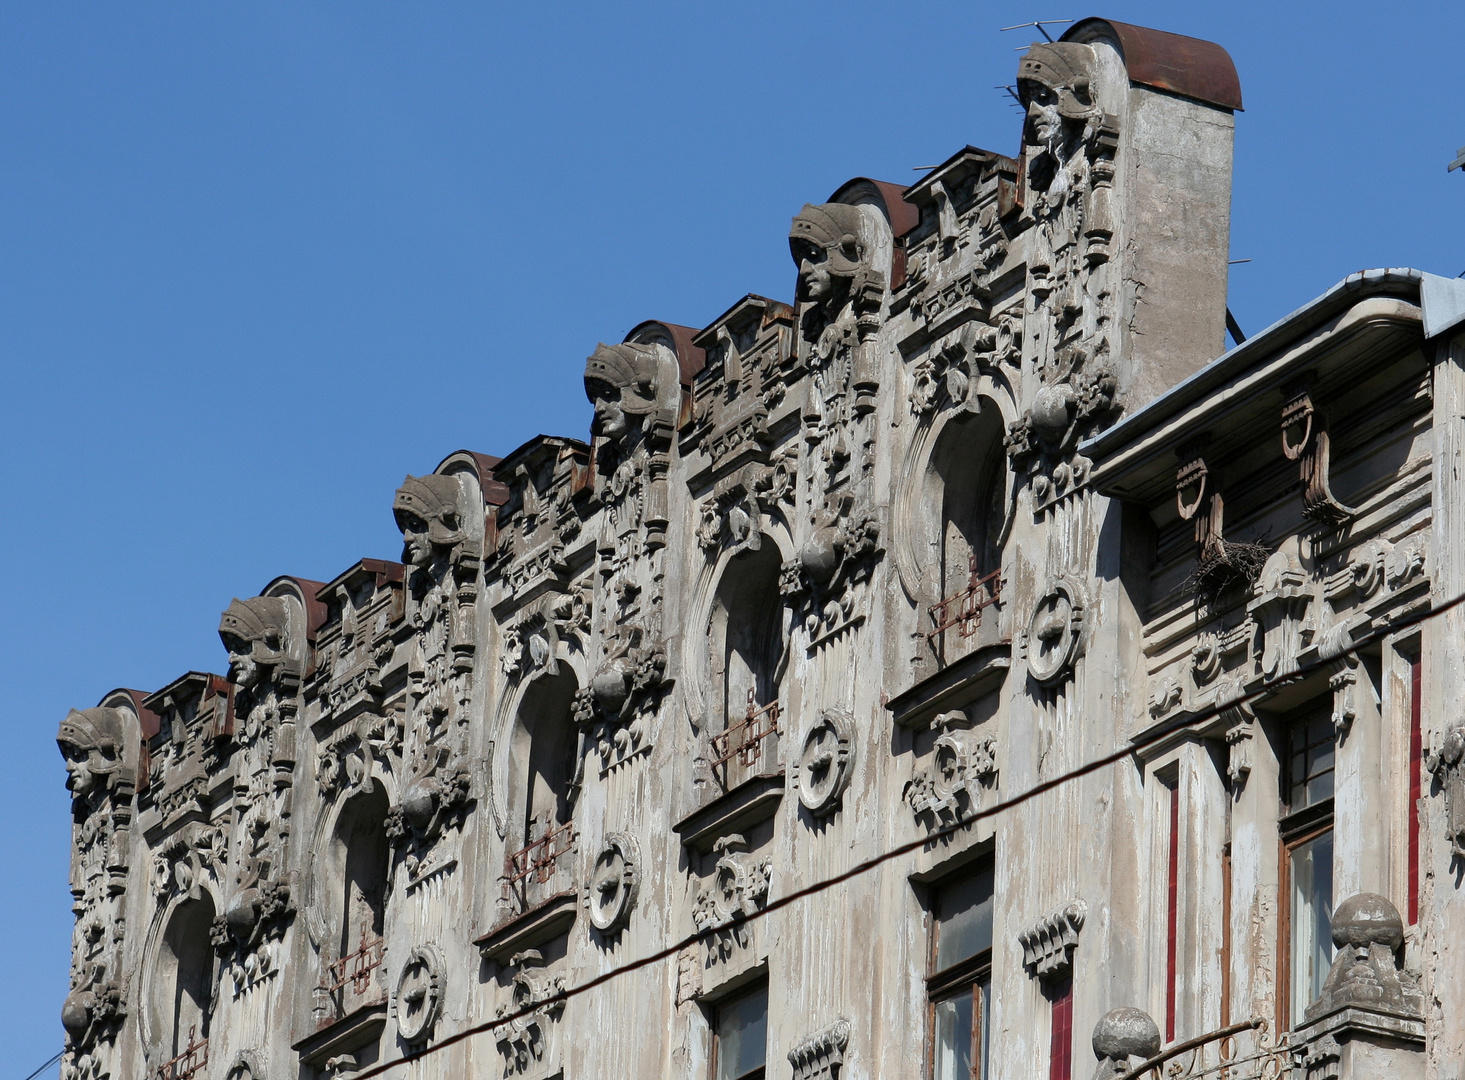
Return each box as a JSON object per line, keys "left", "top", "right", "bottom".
{"left": 1184, "top": 540, "right": 1270, "bottom": 609}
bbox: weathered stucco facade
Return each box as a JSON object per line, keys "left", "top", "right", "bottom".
{"left": 56, "top": 17, "right": 1465, "bottom": 1080}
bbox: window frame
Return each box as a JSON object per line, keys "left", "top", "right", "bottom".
{"left": 1276, "top": 707, "right": 1336, "bottom": 1031}
{"left": 710, "top": 980, "right": 768, "bottom": 1080}
{"left": 926, "top": 863, "right": 994, "bottom": 1080}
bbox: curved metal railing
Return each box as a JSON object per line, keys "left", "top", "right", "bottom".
{"left": 1117, "top": 1018, "right": 1293, "bottom": 1080}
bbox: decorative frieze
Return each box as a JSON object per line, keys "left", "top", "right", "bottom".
{"left": 788, "top": 1018, "right": 850, "bottom": 1080}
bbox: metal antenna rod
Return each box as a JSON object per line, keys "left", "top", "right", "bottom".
{"left": 998, "top": 19, "right": 1072, "bottom": 43}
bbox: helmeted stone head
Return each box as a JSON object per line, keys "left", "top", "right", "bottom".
{"left": 1017, "top": 41, "right": 1101, "bottom": 147}
{"left": 584, "top": 342, "right": 667, "bottom": 443}
{"left": 394, "top": 473, "right": 467, "bottom": 566}
{"left": 788, "top": 202, "right": 869, "bottom": 309}
{"left": 57, "top": 707, "right": 128, "bottom": 798}
{"left": 218, "top": 596, "right": 292, "bottom": 689}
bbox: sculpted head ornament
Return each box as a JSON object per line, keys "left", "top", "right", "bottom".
{"left": 584, "top": 342, "right": 665, "bottom": 441}
{"left": 1018, "top": 41, "right": 1101, "bottom": 149}
{"left": 789, "top": 202, "right": 870, "bottom": 305}
{"left": 57, "top": 707, "right": 128, "bottom": 797}
{"left": 394, "top": 473, "right": 467, "bottom": 565}
{"left": 218, "top": 596, "right": 291, "bottom": 687}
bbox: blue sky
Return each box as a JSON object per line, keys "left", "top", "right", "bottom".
{"left": 2, "top": 1, "right": 1460, "bottom": 1069}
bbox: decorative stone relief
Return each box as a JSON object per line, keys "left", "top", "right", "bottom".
{"left": 1248, "top": 551, "right": 1311, "bottom": 681}
{"left": 583, "top": 832, "right": 640, "bottom": 935}
{"left": 151, "top": 822, "right": 225, "bottom": 902}
{"left": 1023, "top": 577, "right": 1086, "bottom": 686}
{"left": 391, "top": 471, "right": 481, "bottom": 882}
{"left": 500, "top": 587, "right": 589, "bottom": 682}
{"left": 784, "top": 200, "right": 890, "bottom": 649}
{"left": 393, "top": 945, "right": 444, "bottom": 1045}
{"left": 1018, "top": 899, "right": 1086, "bottom": 981}
{"left": 490, "top": 438, "right": 589, "bottom": 607}
{"left": 695, "top": 453, "right": 796, "bottom": 559}
{"left": 495, "top": 950, "right": 566, "bottom": 1076}
{"left": 144, "top": 675, "right": 230, "bottom": 825}
{"left": 684, "top": 295, "right": 796, "bottom": 488}
{"left": 315, "top": 562, "right": 403, "bottom": 726}
{"left": 214, "top": 595, "right": 303, "bottom": 994}
{"left": 225, "top": 1051, "right": 265, "bottom": 1080}
{"left": 316, "top": 713, "right": 399, "bottom": 800}
{"left": 1004, "top": 40, "right": 1124, "bottom": 514}
{"left": 58, "top": 707, "right": 135, "bottom": 1080}
{"left": 791, "top": 708, "right": 854, "bottom": 818}
{"left": 580, "top": 340, "right": 682, "bottom": 769}
{"left": 788, "top": 1018, "right": 850, "bottom": 1080}
{"left": 904, "top": 711, "right": 997, "bottom": 831}
{"left": 693, "top": 835, "right": 771, "bottom": 964}
{"left": 1426, "top": 718, "right": 1465, "bottom": 857}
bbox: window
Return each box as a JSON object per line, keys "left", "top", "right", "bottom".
{"left": 928, "top": 860, "right": 994, "bottom": 1080}
{"left": 713, "top": 983, "right": 768, "bottom": 1080}
{"left": 1163, "top": 776, "right": 1180, "bottom": 1042}
{"left": 155, "top": 895, "right": 216, "bottom": 1068}
{"left": 707, "top": 545, "right": 785, "bottom": 789}
{"left": 1047, "top": 976, "right": 1073, "bottom": 1080}
{"left": 323, "top": 787, "right": 390, "bottom": 1015}
{"left": 1280, "top": 710, "right": 1334, "bottom": 1027}
{"left": 1408, "top": 651, "right": 1423, "bottom": 924}
{"left": 923, "top": 410, "right": 1006, "bottom": 667}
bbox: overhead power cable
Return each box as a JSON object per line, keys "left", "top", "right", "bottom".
{"left": 17, "top": 1051, "right": 61, "bottom": 1080}
{"left": 338, "top": 582, "right": 1465, "bottom": 1078}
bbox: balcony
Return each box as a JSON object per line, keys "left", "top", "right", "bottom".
{"left": 155, "top": 1027, "right": 207, "bottom": 1080}
{"left": 710, "top": 691, "right": 782, "bottom": 788}
{"left": 503, "top": 821, "right": 576, "bottom": 912}
{"left": 319, "top": 929, "right": 385, "bottom": 1015}
{"left": 926, "top": 560, "right": 1001, "bottom": 661}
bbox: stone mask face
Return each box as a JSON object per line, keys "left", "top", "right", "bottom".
{"left": 792, "top": 239, "right": 833, "bottom": 305}
{"left": 399, "top": 509, "right": 434, "bottom": 567}
{"left": 587, "top": 378, "right": 629, "bottom": 440}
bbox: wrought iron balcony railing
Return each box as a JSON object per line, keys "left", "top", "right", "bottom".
{"left": 503, "top": 821, "right": 576, "bottom": 902}
{"left": 710, "top": 691, "right": 781, "bottom": 773}
{"left": 927, "top": 558, "right": 1001, "bottom": 644}
{"left": 1117, "top": 1018, "right": 1292, "bottom": 1080}
{"left": 319, "top": 927, "right": 386, "bottom": 1013}
{"left": 155, "top": 1026, "right": 208, "bottom": 1080}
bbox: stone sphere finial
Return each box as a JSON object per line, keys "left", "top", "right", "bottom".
{"left": 1330, "top": 892, "right": 1404, "bottom": 951}
{"left": 1092, "top": 1007, "right": 1162, "bottom": 1063}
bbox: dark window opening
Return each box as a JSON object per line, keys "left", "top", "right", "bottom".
{"left": 713, "top": 982, "right": 768, "bottom": 1080}
{"left": 928, "top": 859, "right": 994, "bottom": 1080}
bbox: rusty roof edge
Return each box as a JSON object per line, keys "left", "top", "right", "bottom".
{"left": 1082, "top": 269, "right": 1434, "bottom": 473}
{"left": 1063, "top": 17, "right": 1243, "bottom": 112}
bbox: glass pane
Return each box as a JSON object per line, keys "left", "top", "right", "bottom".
{"left": 935, "top": 863, "right": 995, "bottom": 972}
{"left": 1289, "top": 714, "right": 1335, "bottom": 809}
{"left": 1289, "top": 831, "right": 1334, "bottom": 1024}
{"left": 717, "top": 986, "right": 768, "bottom": 1080}
{"left": 933, "top": 990, "right": 973, "bottom": 1080}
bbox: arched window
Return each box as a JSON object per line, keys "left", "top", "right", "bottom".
{"left": 156, "top": 895, "right": 216, "bottom": 1062}
{"left": 328, "top": 786, "right": 390, "bottom": 1009}
{"left": 707, "top": 544, "right": 786, "bottom": 789}
{"left": 923, "top": 409, "right": 1006, "bottom": 666}
{"left": 505, "top": 671, "right": 579, "bottom": 909}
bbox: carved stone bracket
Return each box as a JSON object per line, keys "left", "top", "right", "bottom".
{"left": 1018, "top": 899, "right": 1086, "bottom": 982}
{"left": 213, "top": 876, "right": 293, "bottom": 996}
{"left": 693, "top": 834, "right": 771, "bottom": 966}
{"left": 791, "top": 709, "right": 854, "bottom": 818}
{"left": 495, "top": 949, "right": 566, "bottom": 1075}
{"left": 1426, "top": 718, "right": 1465, "bottom": 857}
{"left": 583, "top": 832, "right": 640, "bottom": 935}
{"left": 1281, "top": 386, "right": 1356, "bottom": 526}
{"left": 788, "top": 1018, "right": 851, "bottom": 1080}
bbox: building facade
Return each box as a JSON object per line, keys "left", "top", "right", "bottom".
{"left": 56, "top": 17, "right": 1465, "bottom": 1080}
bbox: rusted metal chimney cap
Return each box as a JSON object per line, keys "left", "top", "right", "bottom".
{"left": 1062, "top": 18, "right": 1243, "bottom": 111}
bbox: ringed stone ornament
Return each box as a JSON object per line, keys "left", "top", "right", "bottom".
{"left": 393, "top": 945, "right": 444, "bottom": 1045}
{"left": 792, "top": 708, "right": 854, "bottom": 818}
{"left": 1025, "top": 577, "right": 1086, "bottom": 686}
{"left": 584, "top": 832, "right": 640, "bottom": 934}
